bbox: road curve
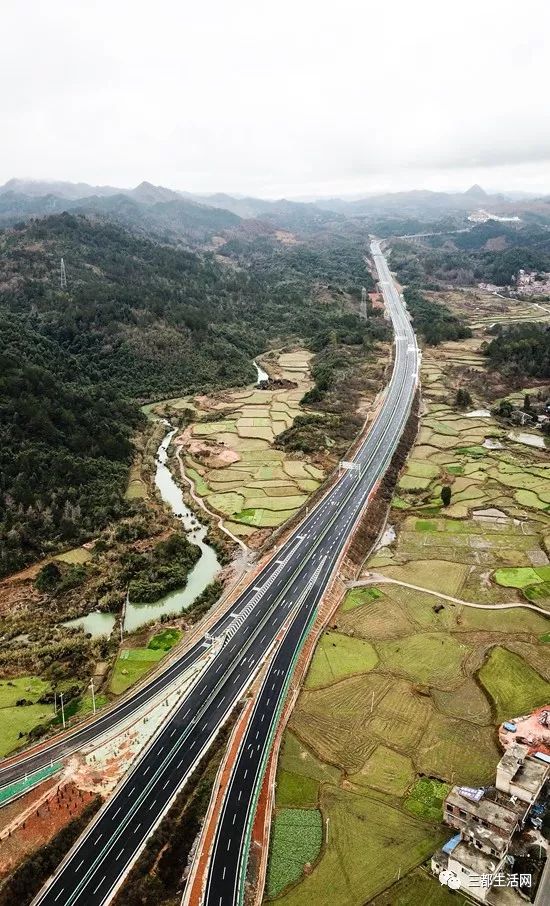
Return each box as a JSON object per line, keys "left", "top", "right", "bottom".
{"left": 32, "top": 240, "right": 418, "bottom": 906}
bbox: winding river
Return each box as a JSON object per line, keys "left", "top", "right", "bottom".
{"left": 68, "top": 359, "right": 267, "bottom": 637}
{"left": 253, "top": 359, "right": 269, "bottom": 384}
{"left": 124, "top": 427, "right": 221, "bottom": 632}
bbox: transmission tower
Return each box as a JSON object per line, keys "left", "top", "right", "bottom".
{"left": 360, "top": 286, "right": 368, "bottom": 320}
{"left": 60, "top": 257, "right": 67, "bottom": 290}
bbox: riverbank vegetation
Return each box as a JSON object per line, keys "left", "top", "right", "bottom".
{"left": 122, "top": 532, "right": 200, "bottom": 603}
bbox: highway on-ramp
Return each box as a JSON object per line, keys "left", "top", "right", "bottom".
{"left": 32, "top": 240, "right": 418, "bottom": 906}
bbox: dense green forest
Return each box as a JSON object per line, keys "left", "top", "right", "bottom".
{"left": 403, "top": 287, "right": 471, "bottom": 345}
{"left": 122, "top": 532, "right": 201, "bottom": 603}
{"left": 0, "top": 213, "right": 379, "bottom": 576}
{"left": 0, "top": 313, "right": 141, "bottom": 575}
{"left": 484, "top": 323, "right": 550, "bottom": 380}
{"left": 390, "top": 222, "right": 550, "bottom": 288}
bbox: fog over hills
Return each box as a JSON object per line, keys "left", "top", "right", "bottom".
{"left": 2, "top": 178, "right": 550, "bottom": 235}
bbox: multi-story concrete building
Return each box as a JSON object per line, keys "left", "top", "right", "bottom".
{"left": 432, "top": 745, "right": 549, "bottom": 902}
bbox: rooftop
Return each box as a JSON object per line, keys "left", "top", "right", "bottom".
{"left": 499, "top": 745, "right": 549, "bottom": 797}
{"left": 446, "top": 787, "right": 529, "bottom": 834}
{"left": 462, "top": 819, "right": 510, "bottom": 854}
{"left": 450, "top": 840, "right": 501, "bottom": 875}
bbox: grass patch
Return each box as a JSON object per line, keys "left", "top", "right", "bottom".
{"left": 279, "top": 731, "right": 342, "bottom": 785}
{"left": 110, "top": 646, "right": 165, "bottom": 695}
{"left": 350, "top": 745, "right": 415, "bottom": 796}
{"left": 341, "top": 586, "right": 381, "bottom": 612}
{"left": 404, "top": 777, "right": 451, "bottom": 822}
{"left": 375, "top": 633, "right": 468, "bottom": 688}
{"left": 0, "top": 676, "right": 51, "bottom": 708}
{"left": 515, "top": 489, "right": 549, "bottom": 510}
{"left": 0, "top": 704, "right": 56, "bottom": 756}
{"left": 291, "top": 674, "right": 396, "bottom": 773}
{"left": 272, "top": 786, "right": 445, "bottom": 906}
{"left": 478, "top": 646, "right": 550, "bottom": 721}
{"left": 524, "top": 581, "right": 550, "bottom": 603}
{"left": 186, "top": 466, "right": 210, "bottom": 496}
{"left": 417, "top": 712, "right": 499, "bottom": 784}
{"left": 371, "top": 867, "right": 468, "bottom": 905}
{"left": 337, "top": 590, "right": 415, "bottom": 640}
{"left": 378, "top": 560, "right": 468, "bottom": 596}
{"left": 406, "top": 460, "right": 440, "bottom": 479}
{"left": 305, "top": 631, "right": 378, "bottom": 689}
{"left": 206, "top": 491, "right": 245, "bottom": 515}
{"left": 399, "top": 475, "right": 432, "bottom": 491}
{"left": 55, "top": 547, "right": 92, "bottom": 564}
{"left": 148, "top": 628, "right": 182, "bottom": 650}
{"left": 266, "top": 808, "right": 322, "bottom": 897}
{"left": 494, "top": 566, "right": 544, "bottom": 588}
{"left": 276, "top": 770, "right": 319, "bottom": 808}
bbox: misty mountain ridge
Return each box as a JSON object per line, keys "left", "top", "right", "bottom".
{"left": 0, "top": 177, "right": 121, "bottom": 200}
{"left": 464, "top": 183, "right": 488, "bottom": 198}
{"left": 1, "top": 177, "right": 549, "bottom": 230}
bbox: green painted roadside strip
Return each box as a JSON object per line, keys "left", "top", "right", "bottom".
{"left": 0, "top": 761, "right": 62, "bottom": 808}
{"left": 237, "top": 594, "right": 320, "bottom": 906}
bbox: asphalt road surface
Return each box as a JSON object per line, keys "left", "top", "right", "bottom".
{"left": 32, "top": 240, "right": 418, "bottom": 906}
{"left": 202, "top": 239, "right": 419, "bottom": 906}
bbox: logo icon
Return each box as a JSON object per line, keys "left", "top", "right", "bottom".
{"left": 439, "top": 869, "right": 460, "bottom": 889}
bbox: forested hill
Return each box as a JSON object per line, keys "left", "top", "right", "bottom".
{"left": 483, "top": 323, "right": 550, "bottom": 380}
{"left": 388, "top": 221, "right": 550, "bottom": 288}
{"left": 0, "top": 213, "right": 383, "bottom": 575}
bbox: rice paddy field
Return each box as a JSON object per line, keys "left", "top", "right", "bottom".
{"left": 424, "top": 288, "right": 550, "bottom": 331}
{"left": 265, "top": 334, "right": 550, "bottom": 904}
{"left": 162, "top": 350, "right": 326, "bottom": 544}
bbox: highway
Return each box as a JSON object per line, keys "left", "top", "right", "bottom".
{"left": 32, "top": 240, "right": 418, "bottom": 906}
{"left": 202, "top": 239, "right": 419, "bottom": 906}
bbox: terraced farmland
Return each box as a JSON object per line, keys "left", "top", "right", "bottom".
{"left": 170, "top": 350, "right": 326, "bottom": 544}
{"left": 266, "top": 333, "right": 550, "bottom": 904}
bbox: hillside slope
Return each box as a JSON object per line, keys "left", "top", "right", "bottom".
{"left": 0, "top": 213, "right": 384, "bottom": 575}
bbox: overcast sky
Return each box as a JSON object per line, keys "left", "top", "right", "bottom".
{"left": 3, "top": 0, "right": 550, "bottom": 198}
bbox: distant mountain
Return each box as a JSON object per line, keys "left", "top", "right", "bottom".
{"left": 183, "top": 192, "right": 326, "bottom": 221}
{"left": 1, "top": 176, "right": 541, "bottom": 232}
{"left": 313, "top": 187, "right": 510, "bottom": 219}
{"left": 0, "top": 188, "right": 241, "bottom": 244}
{"left": 464, "top": 184, "right": 488, "bottom": 199}
{"left": 126, "top": 181, "right": 182, "bottom": 205}
{"left": 0, "top": 178, "right": 120, "bottom": 200}
{"left": 0, "top": 178, "right": 190, "bottom": 207}
{"left": 0, "top": 190, "right": 70, "bottom": 221}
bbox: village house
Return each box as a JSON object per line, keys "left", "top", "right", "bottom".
{"left": 431, "top": 744, "right": 549, "bottom": 902}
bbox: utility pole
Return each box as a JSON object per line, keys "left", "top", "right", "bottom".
{"left": 60, "top": 258, "right": 67, "bottom": 290}
{"left": 89, "top": 678, "right": 96, "bottom": 715}
{"left": 60, "top": 693, "right": 66, "bottom": 730}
